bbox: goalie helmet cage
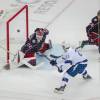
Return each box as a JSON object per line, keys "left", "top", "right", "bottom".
{"left": 5, "top": 5, "right": 29, "bottom": 69}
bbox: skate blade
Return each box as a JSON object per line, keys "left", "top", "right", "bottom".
{"left": 84, "top": 76, "right": 92, "bottom": 80}
{"left": 54, "top": 89, "right": 64, "bottom": 94}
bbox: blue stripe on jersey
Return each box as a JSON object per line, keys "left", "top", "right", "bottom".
{"left": 64, "top": 60, "right": 72, "bottom": 65}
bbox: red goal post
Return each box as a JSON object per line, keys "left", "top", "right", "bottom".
{"left": 6, "top": 5, "right": 29, "bottom": 66}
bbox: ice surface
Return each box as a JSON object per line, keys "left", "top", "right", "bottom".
{"left": 0, "top": 0, "right": 100, "bottom": 100}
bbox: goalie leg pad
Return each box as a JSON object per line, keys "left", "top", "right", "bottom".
{"left": 28, "top": 59, "right": 36, "bottom": 66}
{"left": 17, "top": 51, "right": 25, "bottom": 63}
{"left": 24, "top": 52, "right": 35, "bottom": 58}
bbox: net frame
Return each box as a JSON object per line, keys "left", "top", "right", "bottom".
{"left": 6, "top": 5, "right": 29, "bottom": 65}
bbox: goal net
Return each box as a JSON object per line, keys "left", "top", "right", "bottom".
{"left": 0, "top": 5, "right": 29, "bottom": 69}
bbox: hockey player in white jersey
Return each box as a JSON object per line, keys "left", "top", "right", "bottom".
{"left": 50, "top": 42, "right": 91, "bottom": 93}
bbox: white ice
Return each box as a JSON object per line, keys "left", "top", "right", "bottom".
{"left": 0, "top": 0, "right": 100, "bottom": 100}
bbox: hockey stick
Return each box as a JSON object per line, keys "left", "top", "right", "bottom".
{"left": 50, "top": 54, "right": 61, "bottom": 59}
{"left": 38, "top": 53, "right": 59, "bottom": 69}
{"left": 36, "top": 52, "right": 51, "bottom": 61}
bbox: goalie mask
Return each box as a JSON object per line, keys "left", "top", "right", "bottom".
{"left": 35, "top": 28, "right": 44, "bottom": 42}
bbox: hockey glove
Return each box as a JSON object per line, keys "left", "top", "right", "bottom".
{"left": 50, "top": 59, "right": 57, "bottom": 66}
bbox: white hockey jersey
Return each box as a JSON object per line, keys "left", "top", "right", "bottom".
{"left": 56, "top": 47, "right": 87, "bottom": 71}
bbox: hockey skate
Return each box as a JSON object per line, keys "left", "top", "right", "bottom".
{"left": 54, "top": 85, "right": 66, "bottom": 94}
{"left": 83, "top": 74, "right": 92, "bottom": 80}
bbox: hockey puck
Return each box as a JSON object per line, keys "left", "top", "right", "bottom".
{"left": 17, "top": 29, "right": 20, "bottom": 32}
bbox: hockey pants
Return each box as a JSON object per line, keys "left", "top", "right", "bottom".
{"left": 67, "top": 63, "right": 87, "bottom": 77}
